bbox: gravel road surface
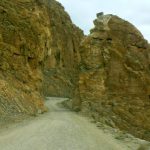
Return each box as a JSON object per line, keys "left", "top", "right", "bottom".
{"left": 0, "top": 97, "right": 141, "bottom": 150}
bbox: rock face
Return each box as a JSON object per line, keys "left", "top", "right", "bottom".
{"left": 1, "top": 0, "right": 150, "bottom": 142}
{"left": 0, "top": 0, "right": 83, "bottom": 118}
{"left": 42, "top": 0, "right": 83, "bottom": 98}
{"left": 75, "top": 14, "right": 150, "bottom": 140}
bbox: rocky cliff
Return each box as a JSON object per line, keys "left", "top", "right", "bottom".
{"left": 0, "top": 0, "right": 150, "bottom": 142}
{"left": 42, "top": 0, "right": 83, "bottom": 98}
{"left": 74, "top": 14, "right": 150, "bottom": 140}
{"left": 0, "top": 0, "right": 83, "bottom": 119}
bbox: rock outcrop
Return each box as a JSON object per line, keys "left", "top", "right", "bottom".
{"left": 1, "top": 0, "right": 150, "bottom": 142}
{"left": 74, "top": 14, "right": 150, "bottom": 140}
{"left": 42, "top": 0, "right": 83, "bottom": 98}
{"left": 0, "top": 0, "right": 83, "bottom": 119}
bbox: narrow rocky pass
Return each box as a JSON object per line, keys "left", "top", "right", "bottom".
{"left": 0, "top": 98, "right": 142, "bottom": 150}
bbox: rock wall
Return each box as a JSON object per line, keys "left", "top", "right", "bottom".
{"left": 1, "top": 0, "right": 150, "bottom": 142}
{"left": 0, "top": 0, "right": 83, "bottom": 118}
{"left": 74, "top": 14, "right": 150, "bottom": 140}
{"left": 42, "top": 0, "right": 83, "bottom": 98}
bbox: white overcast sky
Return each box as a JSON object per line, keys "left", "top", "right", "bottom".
{"left": 57, "top": 0, "right": 150, "bottom": 42}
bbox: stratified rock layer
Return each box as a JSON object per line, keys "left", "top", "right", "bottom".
{"left": 75, "top": 14, "right": 150, "bottom": 140}
{"left": 0, "top": 0, "right": 83, "bottom": 118}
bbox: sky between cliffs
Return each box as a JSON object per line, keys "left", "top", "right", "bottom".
{"left": 57, "top": 0, "right": 150, "bottom": 42}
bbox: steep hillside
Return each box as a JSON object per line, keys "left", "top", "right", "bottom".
{"left": 73, "top": 14, "right": 150, "bottom": 140}
{"left": 42, "top": 0, "right": 83, "bottom": 97}
{"left": 0, "top": 0, "right": 150, "bottom": 142}
{"left": 0, "top": 0, "right": 83, "bottom": 119}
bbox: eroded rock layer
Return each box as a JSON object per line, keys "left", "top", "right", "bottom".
{"left": 0, "top": 0, "right": 83, "bottom": 118}
{"left": 75, "top": 14, "right": 150, "bottom": 140}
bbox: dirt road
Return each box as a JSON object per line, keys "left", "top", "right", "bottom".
{"left": 0, "top": 97, "right": 140, "bottom": 150}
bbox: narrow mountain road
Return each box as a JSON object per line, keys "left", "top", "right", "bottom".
{"left": 0, "top": 97, "right": 137, "bottom": 150}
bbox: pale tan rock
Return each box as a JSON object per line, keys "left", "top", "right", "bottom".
{"left": 74, "top": 14, "right": 150, "bottom": 141}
